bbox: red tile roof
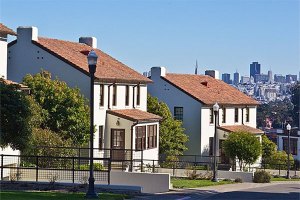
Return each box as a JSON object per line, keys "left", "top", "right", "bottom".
{"left": 162, "top": 73, "right": 259, "bottom": 105}
{"left": 2, "top": 79, "right": 29, "bottom": 89}
{"left": 107, "top": 109, "right": 162, "bottom": 122}
{"left": 218, "top": 125, "right": 264, "bottom": 134}
{"left": 26, "top": 37, "right": 151, "bottom": 84}
{"left": 0, "top": 23, "right": 16, "bottom": 36}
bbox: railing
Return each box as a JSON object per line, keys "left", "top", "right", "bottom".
{"left": 0, "top": 154, "right": 110, "bottom": 184}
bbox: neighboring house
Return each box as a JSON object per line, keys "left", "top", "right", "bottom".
{"left": 277, "top": 129, "right": 300, "bottom": 161}
{"left": 8, "top": 26, "right": 161, "bottom": 164}
{"left": 148, "top": 67, "right": 263, "bottom": 165}
{"left": 0, "top": 23, "right": 24, "bottom": 178}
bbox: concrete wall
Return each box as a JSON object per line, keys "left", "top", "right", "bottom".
{"left": 157, "top": 168, "right": 254, "bottom": 182}
{"left": 110, "top": 171, "right": 170, "bottom": 193}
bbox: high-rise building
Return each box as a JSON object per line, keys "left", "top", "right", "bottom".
{"left": 255, "top": 74, "right": 269, "bottom": 83}
{"left": 222, "top": 73, "right": 231, "bottom": 84}
{"left": 233, "top": 72, "right": 240, "bottom": 85}
{"left": 241, "top": 76, "right": 250, "bottom": 84}
{"left": 268, "top": 70, "right": 273, "bottom": 83}
{"left": 274, "top": 74, "right": 285, "bottom": 83}
{"left": 205, "top": 70, "right": 219, "bottom": 79}
{"left": 250, "top": 62, "right": 261, "bottom": 80}
{"left": 286, "top": 74, "right": 297, "bottom": 83}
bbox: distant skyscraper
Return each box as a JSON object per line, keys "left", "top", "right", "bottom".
{"left": 274, "top": 74, "right": 285, "bottom": 83}
{"left": 222, "top": 73, "right": 231, "bottom": 84}
{"left": 268, "top": 70, "right": 273, "bottom": 83}
{"left": 286, "top": 74, "right": 297, "bottom": 83}
{"left": 205, "top": 70, "right": 219, "bottom": 79}
{"left": 195, "top": 60, "right": 198, "bottom": 75}
{"left": 233, "top": 71, "right": 240, "bottom": 85}
{"left": 255, "top": 74, "right": 269, "bottom": 83}
{"left": 250, "top": 62, "right": 261, "bottom": 80}
{"left": 241, "top": 76, "right": 250, "bottom": 84}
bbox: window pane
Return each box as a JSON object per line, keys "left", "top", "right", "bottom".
{"left": 174, "top": 107, "right": 183, "bottom": 121}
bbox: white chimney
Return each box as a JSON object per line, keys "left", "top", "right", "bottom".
{"left": 151, "top": 67, "right": 166, "bottom": 78}
{"left": 79, "top": 37, "right": 97, "bottom": 48}
{"left": 17, "top": 26, "right": 38, "bottom": 43}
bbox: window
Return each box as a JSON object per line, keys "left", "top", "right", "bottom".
{"left": 235, "top": 108, "right": 239, "bottom": 123}
{"left": 99, "top": 126, "right": 103, "bottom": 149}
{"left": 137, "top": 85, "right": 140, "bottom": 106}
{"left": 283, "top": 138, "right": 298, "bottom": 155}
{"left": 113, "top": 85, "right": 117, "bottom": 106}
{"left": 125, "top": 85, "right": 129, "bottom": 106}
{"left": 148, "top": 125, "right": 157, "bottom": 148}
{"left": 99, "top": 84, "right": 104, "bottom": 107}
{"left": 136, "top": 126, "right": 146, "bottom": 150}
{"left": 174, "top": 107, "right": 183, "bottom": 121}
{"left": 209, "top": 137, "right": 213, "bottom": 156}
{"left": 246, "top": 108, "right": 250, "bottom": 122}
{"left": 209, "top": 108, "right": 214, "bottom": 124}
{"left": 222, "top": 108, "right": 226, "bottom": 123}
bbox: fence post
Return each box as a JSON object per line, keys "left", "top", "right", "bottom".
{"left": 141, "top": 150, "right": 144, "bottom": 172}
{"left": 36, "top": 156, "right": 39, "bottom": 182}
{"left": 152, "top": 160, "right": 155, "bottom": 173}
{"left": 108, "top": 158, "right": 111, "bottom": 185}
{"left": 72, "top": 157, "right": 75, "bottom": 184}
{"left": 1, "top": 154, "right": 3, "bottom": 181}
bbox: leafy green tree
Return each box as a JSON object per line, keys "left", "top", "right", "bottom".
{"left": 22, "top": 71, "right": 90, "bottom": 145}
{"left": 22, "top": 128, "right": 76, "bottom": 168}
{"left": 0, "top": 79, "right": 32, "bottom": 150}
{"left": 269, "top": 150, "right": 294, "bottom": 170}
{"left": 147, "top": 94, "right": 188, "bottom": 156}
{"left": 223, "top": 131, "right": 261, "bottom": 171}
{"left": 261, "top": 134, "right": 277, "bottom": 163}
{"left": 291, "top": 82, "right": 299, "bottom": 128}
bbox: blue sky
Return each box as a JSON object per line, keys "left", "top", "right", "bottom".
{"left": 1, "top": 0, "right": 299, "bottom": 77}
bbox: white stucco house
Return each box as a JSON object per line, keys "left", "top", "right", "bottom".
{"left": 277, "top": 129, "right": 300, "bottom": 161}
{"left": 148, "top": 67, "right": 263, "bottom": 166}
{"left": 7, "top": 26, "right": 161, "bottom": 166}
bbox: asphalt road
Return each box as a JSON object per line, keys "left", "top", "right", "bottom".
{"left": 132, "top": 182, "right": 300, "bottom": 200}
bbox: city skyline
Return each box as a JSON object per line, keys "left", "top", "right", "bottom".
{"left": 1, "top": 0, "right": 299, "bottom": 76}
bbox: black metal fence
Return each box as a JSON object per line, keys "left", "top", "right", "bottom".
{"left": 0, "top": 154, "right": 110, "bottom": 184}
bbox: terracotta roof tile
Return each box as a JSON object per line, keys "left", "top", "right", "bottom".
{"left": 30, "top": 37, "right": 151, "bottom": 84}
{"left": 218, "top": 125, "right": 264, "bottom": 134}
{"left": 2, "top": 79, "right": 29, "bottom": 89}
{"left": 0, "top": 24, "right": 16, "bottom": 36}
{"left": 107, "top": 109, "right": 162, "bottom": 122}
{"left": 163, "top": 73, "right": 259, "bottom": 105}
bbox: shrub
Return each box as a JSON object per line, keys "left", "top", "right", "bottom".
{"left": 79, "top": 163, "right": 104, "bottom": 171}
{"left": 234, "top": 178, "right": 243, "bottom": 183}
{"left": 291, "top": 175, "right": 300, "bottom": 179}
{"left": 253, "top": 171, "right": 271, "bottom": 183}
{"left": 272, "top": 174, "right": 280, "bottom": 178}
{"left": 222, "top": 178, "right": 232, "bottom": 182}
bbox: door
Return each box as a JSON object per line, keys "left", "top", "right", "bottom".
{"left": 219, "top": 140, "right": 230, "bottom": 164}
{"left": 111, "top": 129, "right": 125, "bottom": 160}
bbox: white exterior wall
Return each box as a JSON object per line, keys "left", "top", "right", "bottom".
{"left": 0, "top": 40, "right": 7, "bottom": 78}
{"left": 148, "top": 67, "right": 201, "bottom": 155}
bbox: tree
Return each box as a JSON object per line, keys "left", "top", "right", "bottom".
{"left": 147, "top": 94, "right": 188, "bottom": 156}
{"left": 0, "top": 79, "right": 32, "bottom": 151}
{"left": 291, "top": 82, "right": 299, "bottom": 128}
{"left": 223, "top": 131, "right": 261, "bottom": 171}
{"left": 261, "top": 134, "right": 277, "bottom": 163}
{"left": 22, "top": 71, "right": 90, "bottom": 145}
{"left": 269, "top": 150, "right": 294, "bottom": 170}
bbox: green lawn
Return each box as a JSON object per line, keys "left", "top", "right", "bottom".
{"left": 271, "top": 177, "right": 300, "bottom": 182}
{"left": 0, "top": 191, "right": 130, "bottom": 200}
{"left": 171, "top": 178, "right": 235, "bottom": 188}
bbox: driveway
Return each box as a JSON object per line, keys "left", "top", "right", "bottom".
{"left": 132, "top": 182, "right": 300, "bottom": 200}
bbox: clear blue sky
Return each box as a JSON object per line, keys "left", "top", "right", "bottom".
{"left": 1, "top": 0, "right": 299, "bottom": 77}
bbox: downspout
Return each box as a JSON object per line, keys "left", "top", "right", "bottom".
{"left": 107, "top": 83, "right": 114, "bottom": 110}
{"left": 132, "top": 85, "right": 138, "bottom": 109}
{"left": 241, "top": 107, "right": 244, "bottom": 125}
{"left": 130, "top": 121, "right": 139, "bottom": 172}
